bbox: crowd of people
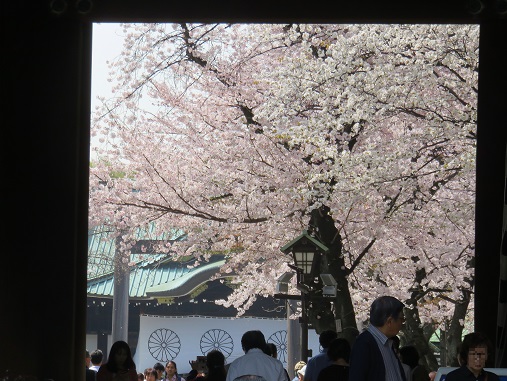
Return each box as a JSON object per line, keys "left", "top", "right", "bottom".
{"left": 86, "top": 296, "right": 499, "bottom": 381}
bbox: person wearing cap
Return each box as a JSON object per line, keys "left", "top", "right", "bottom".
{"left": 292, "top": 362, "right": 306, "bottom": 381}
{"left": 297, "top": 365, "right": 306, "bottom": 381}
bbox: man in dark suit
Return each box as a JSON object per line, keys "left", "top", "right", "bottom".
{"left": 349, "top": 296, "right": 407, "bottom": 381}
{"left": 87, "top": 368, "right": 97, "bottom": 381}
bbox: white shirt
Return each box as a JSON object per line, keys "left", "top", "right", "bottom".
{"left": 89, "top": 365, "right": 100, "bottom": 372}
{"left": 225, "top": 348, "right": 286, "bottom": 381}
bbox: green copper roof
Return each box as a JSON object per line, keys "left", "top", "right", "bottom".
{"left": 87, "top": 225, "right": 226, "bottom": 299}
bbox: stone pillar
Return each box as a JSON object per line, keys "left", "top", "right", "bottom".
{"left": 286, "top": 300, "right": 302, "bottom": 377}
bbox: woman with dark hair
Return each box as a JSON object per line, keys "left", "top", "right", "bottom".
{"left": 316, "top": 338, "right": 350, "bottom": 381}
{"left": 97, "top": 340, "right": 137, "bottom": 381}
{"left": 164, "top": 361, "right": 186, "bottom": 381}
{"left": 445, "top": 332, "right": 500, "bottom": 381}
{"left": 153, "top": 363, "right": 165, "bottom": 380}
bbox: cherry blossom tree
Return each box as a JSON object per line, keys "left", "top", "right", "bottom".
{"left": 90, "top": 23, "right": 478, "bottom": 364}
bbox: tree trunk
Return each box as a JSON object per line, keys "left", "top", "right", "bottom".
{"left": 441, "top": 255, "right": 473, "bottom": 367}
{"left": 403, "top": 307, "right": 439, "bottom": 373}
{"left": 402, "top": 266, "right": 440, "bottom": 373}
{"left": 442, "top": 291, "right": 471, "bottom": 366}
{"left": 308, "top": 206, "right": 359, "bottom": 344}
{"left": 401, "top": 256, "right": 471, "bottom": 371}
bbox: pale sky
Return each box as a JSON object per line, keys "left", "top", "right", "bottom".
{"left": 90, "top": 23, "right": 124, "bottom": 157}
{"left": 91, "top": 23, "right": 124, "bottom": 110}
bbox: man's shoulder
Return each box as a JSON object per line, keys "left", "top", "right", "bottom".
{"left": 306, "top": 356, "right": 316, "bottom": 365}
{"left": 353, "top": 329, "right": 375, "bottom": 344}
{"left": 86, "top": 368, "right": 97, "bottom": 381}
{"left": 229, "top": 351, "right": 273, "bottom": 365}
{"left": 358, "top": 328, "right": 374, "bottom": 337}
{"left": 227, "top": 351, "right": 283, "bottom": 376}
{"left": 310, "top": 352, "right": 328, "bottom": 365}
{"left": 350, "top": 330, "right": 378, "bottom": 358}
{"left": 228, "top": 355, "right": 246, "bottom": 367}
{"left": 307, "top": 352, "right": 325, "bottom": 365}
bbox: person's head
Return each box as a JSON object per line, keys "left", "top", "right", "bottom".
{"left": 205, "top": 350, "right": 226, "bottom": 381}
{"left": 399, "top": 345, "right": 420, "bottom": 369}
{"left": 144, "top": 368, "right": 158, "bottom": 381}
{"left": 319, "top": 330, "right": 338, "bottom": 349}
{"left": 138, "top": 372, "right": 145, "bottom": 381}
{"left": 144, "top": 368, "right": 153, "bottom": 378}
{"left": 165, "top": 361, "right": 178, "bottom": 378}
{"left": 264, "top": 343, "right": 277, "bottom": 358}
{"left": 91, "top": 349, "right": 104, "bottom": 366}
{"left": 86, "top": 350, "right": 91, "bottom": 368}
{"left": 457, "top": 332, "right": 493, "bottom": 374}
{"left": 206, "top": 349, "right": 225, "bottom": 370}
{"left": 297, "top": 365, "right": 306, "bottom": 381}
{"left": 293, "top": 361, "right": 306, "bottom": 378}
{"left": 369, "top": 296, "right": 405, "bottom": 337}
{"left": 153, "top": 363, "right": 165, "bottom": 379}
{"left": 241, "top": 330, "right": 267, "bottom": 353}
{"left": 326, "top": 338, "right": 351, "bottom": 363}
{"left": 106, "top": 340, "right": 136, "bottom": 372}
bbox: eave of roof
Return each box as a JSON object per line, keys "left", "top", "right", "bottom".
{"left": 146, "top": 258, "right": 227, "bottom": 297}
{"left": 87, "top": 256, "right": 227, "bottom": 299}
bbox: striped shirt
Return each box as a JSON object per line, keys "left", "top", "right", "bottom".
{"left": 367, "top": 325, "right": 404, "bottom": 381}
